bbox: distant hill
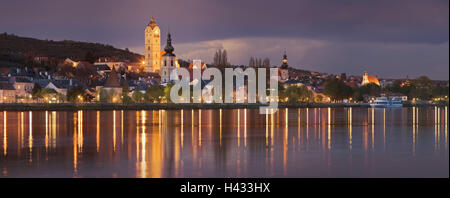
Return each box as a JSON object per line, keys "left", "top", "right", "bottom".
{"left": 0, "top": 33, "right": 143, "bottom": 67}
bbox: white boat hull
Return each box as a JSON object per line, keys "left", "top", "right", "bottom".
{"left": 370, "top": 104, "right": 403, "bottom": 108}
{"left": 370, "top": 97, "right": 403, "bottom": 108}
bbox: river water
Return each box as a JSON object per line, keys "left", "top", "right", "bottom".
{"left": 0, "top": 107, "right": 448, "bottom": 177}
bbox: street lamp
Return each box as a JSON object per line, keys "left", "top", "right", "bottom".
{"left": 77, "top": 95, "right": 84, "bottom": 103}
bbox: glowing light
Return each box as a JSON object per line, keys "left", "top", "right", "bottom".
{"left": 383, "top": 109, "right": 386, "bottom": 151}
{"left": 271, "top": 110, "right": 274, "bottom": 146}
{"left": 445, "top": 106, "right": 447, "bottom": 149}
{"left": 283, "top": 108, "right": 288, "bottom": 176}
{"left": 349, "top": 108, "right": 352, "bottom": 151}
{"left": 412, "top": 107, "right": 416, "bottom": 156}
{"left": 270, "top": 109, "right": 274, "bottom": 176}
{"left": 51, "top": 111, "right": 56, "bottom": 149}
{"left": 28, "top": 111, "right": 32, "bottom": 162}
{"left": 3, "top": 111, "right": 6, "bottom": 156}
{"left": 79, "top": 111, "right": 84, "bottom": 152}
{"left": 20, "top": 112, "right": 24, "bottom": 149}
{"left": 199, "top": 109, "right": 202, "bottom": 147}
{"left": 244, "top": 109, "right": 247, "bottom": 147}
{"left": 328, "top": 108, "right": 331, "bottom": 150}
{"left": 434, "top": 107, "right": 438, "bottom": 150}
{"left": 181, "top": 109, "right": 184, "bottom": 148}
{"left": 371, "top": 108, "right": 374, "bottom": 151}
{"left": 45, "top": 111, "right": 48, "bottom": 151}
{"left": 439, "top": 107, "right": 442, "bottom": 150}
{"left": 141, "top": 110, "right": 147, "bottom": 178}
{"left": 266, "top": 109, "right": 269, "bottom": 147}
{"left": 96, "top": 111, "right": 100, "bottom": 152}
{"left": 306, "top": 108, "right": 309, "bottom": 142}
{"left": 237, "top": 109, "right": 240, "bottom": 147}
{"left": 73, "top": 112, "right": 78, "bottom": 176}
{"left": 113, "top": 110, "right": 116, "bottom": 151}
{"left": 220, "top": 109, "right": 222, "bottom": 147}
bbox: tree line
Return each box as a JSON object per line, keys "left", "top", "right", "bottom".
{"left": 249, "top": 57, "right": 270, "bottom": 68}
{"left": 213, "top": 49, "right": 230, "bottom": 68}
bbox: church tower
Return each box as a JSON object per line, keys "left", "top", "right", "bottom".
{"left": 144, "top": 16, "right": 161, "bottom": 73}
{"left": 161, "top": 32, "right": 178, "bottom": 83}
{"left": 279, "top": 51, "right": 289, "bottom": 82}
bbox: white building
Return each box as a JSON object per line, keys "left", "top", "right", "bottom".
{"left": 160, "top": 32, "right": 179, "bottom": 83}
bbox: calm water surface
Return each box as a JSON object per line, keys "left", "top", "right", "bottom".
{"left": 0, "top": 107, "right": 448, "bottom": 178}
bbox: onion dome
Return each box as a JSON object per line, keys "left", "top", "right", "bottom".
{"left": 163, "top": 32, "right": 175, "bottom": 57}
{"left": 280, "top": 51, "right": 288, "bottom": 69}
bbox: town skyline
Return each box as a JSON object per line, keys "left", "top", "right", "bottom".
{"left": 1, "top": 0, "right": 448, "bottom": 80}
{"left": 0, "top": 0, "right": 448, "bottom": 182}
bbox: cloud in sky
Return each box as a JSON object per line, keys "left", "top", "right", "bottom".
{"left": 1, "top": 0, "right": 448, "bottom": 79}
{"left": 156, "top": 37, "right": 448, "bottom": 79}
{"left": 143, "top": 37, "right": 327, "bottom": 66}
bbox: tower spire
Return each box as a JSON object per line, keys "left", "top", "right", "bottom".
{"left": 163, "top": 31, "right": 175, "bottom": 56}
{"left": 148, "top": 16, "right": 157, "bottom": 28}
{"left": 167, "top": 27, "right": 171, "bottom": 40}
{"left": 281, "top": 50, "right": 288, "bottom": 69}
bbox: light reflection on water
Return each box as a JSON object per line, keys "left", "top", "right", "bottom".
{"left": 0, "top": 107, "right": 448, "bottom": 178}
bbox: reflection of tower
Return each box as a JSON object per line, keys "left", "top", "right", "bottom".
{"left": 279, "top": 51, "right": 289, "bottom": 82}
{"left": 161, "top": 32, "right": 178, "bottom": 83}
{"left": 144, "top": 16, "right": 161, "bottom": 73}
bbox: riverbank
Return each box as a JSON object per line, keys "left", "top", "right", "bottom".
{"left": 0, "top": 102, "right": 446, "bottom": 111}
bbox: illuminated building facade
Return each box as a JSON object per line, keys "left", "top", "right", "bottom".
{"left": 144, "top": 16, "right": 161, "bottom": 73}
{"left": 362, "top": 71, "right": 380, "bottom": 86}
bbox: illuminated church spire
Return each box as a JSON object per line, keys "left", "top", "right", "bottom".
{"left": 144, "top": 16, "right": 161, "bottom": 73}
{"left": 281, "top": 50, "right": 288, "bottom": 69}
{"left": 279, "top": 50, "right": 289, "bottom": 82}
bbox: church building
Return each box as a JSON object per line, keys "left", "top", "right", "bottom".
{"left": 362, "top": 70, "right": 380, "bottom": 86}
{"left": 161, "top": 32, "right": 179, "bottom": 83}
{"left": 96, "top": 66, "right": 123, "bottom": 103}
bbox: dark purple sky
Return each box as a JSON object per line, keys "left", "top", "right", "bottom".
{"left": 1, "top": 0, "right": 448, "bottom": 79}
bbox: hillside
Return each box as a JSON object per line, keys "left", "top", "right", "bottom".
{"left": 0, "top": 33, "right": 143, "bottom": 67}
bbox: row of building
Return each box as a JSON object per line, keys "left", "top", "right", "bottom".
{"left": 0, "top": 17, "right": 201, "bottom": 103}
{"left": 0, "top": 16, "right": 426, "bottom": 104}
